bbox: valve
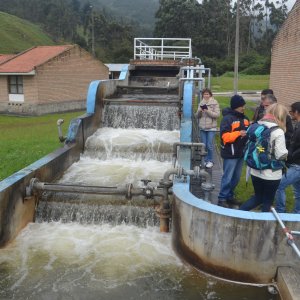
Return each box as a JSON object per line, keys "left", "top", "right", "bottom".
{"left": 143, "top": 187, "right": 154, "bottom": 199}
{"left": 57, "top": 119, "right": 66, "bottom": 142}
{"left": 141, "top": 179, "right": 151, "bottom": 186}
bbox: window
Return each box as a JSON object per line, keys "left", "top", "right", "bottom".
{"left": 8, "top": 76, "right": 23, "bottom": 94}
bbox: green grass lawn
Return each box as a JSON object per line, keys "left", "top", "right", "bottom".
{"left": 0, "top": 111, "right": 84, "bottom": 181}
{"left": 211, "top": 73, "right": 269, "bottom": 92}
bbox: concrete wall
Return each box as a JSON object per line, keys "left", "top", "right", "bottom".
{"left": 0, "top": 45, "right": 109, "bottom": 115}
{"left": 0, "top": 78, "right": 119, "bottom": 248}
{"left": 172, "top": 183, "right": 300, "bottom": 283}
{"left": 270, "top": 0, "right": 300, "bottom": 106}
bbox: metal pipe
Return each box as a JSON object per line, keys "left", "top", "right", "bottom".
{"left": 57, "top": 119, "right": 66, "bottom": 142}
{"left": 291, "top": 231, "right": 300, "bottom": 236}
{"left": 179, "top": 78, "right": 204, "bottom": 82}
{"left": 198, "top": 169, "right": 212, "bottom": 184}
{"left": 271, "top": 207, "right": 300, "bottom": 259}
{"left": 32, "top": 181, "right": 129, "bottom": 196}
{"left": 163, "top": 168, "right": 177, "bottom": 182}
{"left": 27, "top": 178, "right": 166, "bottom": 203}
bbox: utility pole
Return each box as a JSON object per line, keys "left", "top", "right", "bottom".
{"left": 233, "top": 0, "right": 240, "bottom": 95}
{"left": 90, "top": 5, "right": 95, "bottom": 57}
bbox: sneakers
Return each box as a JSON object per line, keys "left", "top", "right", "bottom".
{"left": 205, "top": 161, "right": 214, "bottom": 168}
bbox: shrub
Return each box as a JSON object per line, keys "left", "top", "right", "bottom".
{"left": 203, "top": 52, "right": 270, "bottom": 76}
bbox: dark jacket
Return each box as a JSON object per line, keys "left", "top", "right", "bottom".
{"left": 285, "top": 115, "right": 294, "bottom": 149}
{"left": 252, "top": 104, "right": 264, "bottom": 122}
{"left": 220, "top": 108, "right": 250, "bottom": 159}
{"left": 287, "top": 122, "right": 300, "bottom": 165}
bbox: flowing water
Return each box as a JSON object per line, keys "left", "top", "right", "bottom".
{"left": 0, "top": 115, "right": 279, "bottom": 299}
{"left": 0, "top": 223, "right": 278, "bottom": 300}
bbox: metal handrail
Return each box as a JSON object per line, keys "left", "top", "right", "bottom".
{"left": 271, "top": 207, "right": 300, "bottom": 259}
{"left": 134, "top": 38, "right": 192, "bottom": 60}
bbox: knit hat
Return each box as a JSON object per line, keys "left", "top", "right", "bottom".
{"left": 230, "top": 95, "right": 246, "bottom": 110}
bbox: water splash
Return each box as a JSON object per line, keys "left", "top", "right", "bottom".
{"left": 83, "top": 127, "right": 179, "bottom": 160}
{"left": 102, "top": 105, "right": 180, "bottom": 130}
{"left": 0, "top": 223, "right": 277, "bottom": 300}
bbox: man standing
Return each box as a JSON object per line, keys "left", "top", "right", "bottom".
{"left": 275, "top": 102, "right": 300, "bottom": 213}
{"left": 260, "top": 93, "right": 293, "bottom": 147}
{"left": 252, "top": 89, "right": 274, "bottom": 122}
{"left": 218, "top": 95, "right": 250, "bottom": 208}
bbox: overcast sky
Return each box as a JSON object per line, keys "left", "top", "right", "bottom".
{"left": 195, "top": 0, "right": 296, "bottom": 11}
{"left": 287, "top": 0, "right": 296, "bottom": 11}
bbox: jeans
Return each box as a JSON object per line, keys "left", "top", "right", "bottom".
{"left": 240, "top": 175, "right": 280, "bottom": 212}
{"left": 218, "top": 157, "right": 244, "bottom": 201}
{"left": 275, "top": 164, "right": 300, "bottom": 213}
{"left": 200, "top": 130, "right": 216, "bottom": 162}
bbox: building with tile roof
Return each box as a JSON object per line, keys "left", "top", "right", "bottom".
{"left": 0, "top": 45, "right": 108, "bottom": 115}
{"left": 270, "top": 0, "right": 300, "bottom": 107}
{"left": 0, "top": 54, "right": 16, "bottom": 65}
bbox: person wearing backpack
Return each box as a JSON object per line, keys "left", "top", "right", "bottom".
{"left": 240, "top": 103, "right": 288, "bottom": 212}
{"left": 218, "top": 95, "right": 250, "bottom": 208}
{"left": 275, "top": 102, "right": 300, "bottom": 213}
{"left": 196, "top": 88, "right": 220, "bottom": 168}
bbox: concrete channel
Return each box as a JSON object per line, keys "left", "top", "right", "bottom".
{"left": 1, "top": 61, "right": 300, "bottom": 299}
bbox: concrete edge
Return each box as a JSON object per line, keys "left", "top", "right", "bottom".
{"left": 277, "top": 267, "right": 300, "bottom": 300}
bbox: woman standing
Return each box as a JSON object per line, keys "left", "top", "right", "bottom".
{"left": 197, "top": 88, "right": 220, "bottom": 168}
{"left": 240, "top": 103, "right": 288, "bottom": 212}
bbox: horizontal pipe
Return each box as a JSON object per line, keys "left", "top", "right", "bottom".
{"left": 179, "top": 78, "right": 204, "bottom": 81}
{"left": 29, "top": 179, "right": 166, "bottom": 201}
{"left": 33, "top": 182, "right": 128, "bottom": 195}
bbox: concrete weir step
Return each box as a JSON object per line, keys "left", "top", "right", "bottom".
{"left": 117, "top": 85, "right": 177, "bottom": 95}
{"left": 277, "top": 267, "right": 300, "bottom": 300}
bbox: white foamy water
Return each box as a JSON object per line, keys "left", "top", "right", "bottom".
{"left": 58, "top": 157, "right": 172, "bottom": 187}
{"left": 0, "top": 127, "right": 276, "bottom": 299}
{"left": 102, "top": 105, "right": 180, "bottom": 130}
{"left": 83, "top": 127, "right": 180, "bottom": 160}
{"left": 0, "top": 223, "right": 275, "bottom": 300}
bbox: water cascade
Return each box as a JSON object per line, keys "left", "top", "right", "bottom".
{"left": 0, "top": 95, "right": 278, "bottom": 299}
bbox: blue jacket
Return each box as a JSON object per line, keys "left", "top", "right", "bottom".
{"left": 220, "top": 108, "right": 250, "bottom": 159}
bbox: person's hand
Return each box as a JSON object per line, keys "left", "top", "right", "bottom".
{"left": 240, "top": 130, "right": 247, "bottom": 137}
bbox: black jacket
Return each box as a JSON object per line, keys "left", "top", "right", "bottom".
{"left": 287, "top": 122, "right": 300, "bottom": 165}
{"left": 285, "top": 115, "right": 294, "bottom": 149}
{"left": 220, "top": 108, "right": 250, "bottom": 159}
{"left": 252, "top": 105, "right": 264, "bottom": 122}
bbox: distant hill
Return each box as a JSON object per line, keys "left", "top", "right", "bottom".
{"left": 0, "top": 11, "right": 55, "bottom": 54}
{"left": 89, "top": 0, "right": 159, "bottom": 36}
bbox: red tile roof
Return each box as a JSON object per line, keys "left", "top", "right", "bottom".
{"left": 0, "top": 54, "right": 16, "bottom": 64}
{"left": 0, "top": 45, "right": 73, "bottom": 73}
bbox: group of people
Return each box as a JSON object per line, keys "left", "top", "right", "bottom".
{"left": 196, "top": 87, "right": 300, "bottom": 213}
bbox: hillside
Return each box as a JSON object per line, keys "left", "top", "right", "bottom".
{"left": 0, "top": 11, "right": 55, "bottom": 54}
{"left": 90, "top": 0, "right": 159, "bottom": 35}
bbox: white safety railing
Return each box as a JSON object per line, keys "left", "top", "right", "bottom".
{"left": 134, "top": 38, "right": 192, "bottom": 60}
{"left": 271, "top": 207, "right": 300, "bottom": 259}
